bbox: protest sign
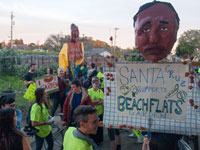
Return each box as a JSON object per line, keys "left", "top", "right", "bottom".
{"left": 103, "top": 62, "right": 200, "bottom": 135}
{"left": 116, "top": 63, "right": 188, "bottom": 120}
{"left": 35, "top": 75, "right": 59, "bottom": 94}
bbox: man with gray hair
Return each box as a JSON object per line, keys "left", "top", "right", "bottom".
{"left": 63, "top": 105, "right": 100, "bottom": 150}
{"left": 51, "top": 67, "right": 66, "bottom": 116}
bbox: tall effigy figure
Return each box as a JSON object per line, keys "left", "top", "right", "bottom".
{"left": 133, "top": 1, "right": 179, "bottom": 62}
{"left": 59, "top": 24, "right": 84, "bottom": 70}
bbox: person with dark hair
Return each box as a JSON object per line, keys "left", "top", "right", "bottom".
{"left": 0, "top": 107, "right": 31, "bottom": 150}
{"left": 24, "top": 63, "right": 37, "bottom": 88}
{"left": 88, "top": 78, "right": 104, "bottom": 144}
{"left": 46, "top": 68, "right": 53, "bottom": 76}
{"left": 64, "top": 66, "right": 73, "bottom": 81}
{"left": 88, "top": 63, "right": 98, "bottom": 78}
{"left": 0, "top": 96, "right": 22, "bottom": 130}
{"left": 62, "top": 80, "right": 93, "bottom": 127}
{"left": 133, "top": 1, "right": 179, "bottom": 62}
{"left": 63, "top": 105, "right": 100, "bottom": 150}
{"left": 31, "top": 88, "right": 54, "bottom": 150}
{"left": 64, "top": 79, "right": 71, "bottom": 97}
{"left": 74, "top": 60, "right": 88, "bottom": 80}
{"left": 85, "top": 62, "right": 98, "bottom": 89}
{"left": 76, "top": 70, "right": 84, "bottom": 87}
{"left": 24, "top": 63, "right": 37, "bottom": 105}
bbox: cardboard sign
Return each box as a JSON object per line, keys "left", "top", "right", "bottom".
{"left": 116, "top": 63, "right": 188, "bottom": 120}
{"left": 35, "top": 75, "right": 59, "bottom": 93}
{"left": 103, "top": 62, "right": 200, "bottom": 135}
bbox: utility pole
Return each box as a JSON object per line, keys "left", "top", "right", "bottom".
{"left": 10, "top": 12, "right": 15, "bottom": 48}
{"left": 114, "top": 27, "right": 119, "bottom": 55}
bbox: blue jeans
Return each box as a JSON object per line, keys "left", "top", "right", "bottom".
{"left": 16, "top": 109, "right": 22, "bottom": 130}
{"left": 35, "top": 132, "right": 53, "bottom": 150}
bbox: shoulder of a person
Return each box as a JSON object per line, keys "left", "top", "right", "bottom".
{"left": 24, "top": 72, "right": 30, "bottom": 77}
{"left": 82, "top": 88, "right": 89, "bottom": 96}
{"left": 67, "top": 91, "right": 73, "bottom": 98}
{"left": 88, "top": 88, "right": 93, "bottom": 91}
{"left": 31, "top": 103, "right": 41, "bottom": 110}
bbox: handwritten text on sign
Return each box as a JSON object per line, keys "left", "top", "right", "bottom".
{"left": 36, "top": 75, "right": 59, "bottom": 93}
{"left": 116, "top": 63, "right": 189, "bottom": 120}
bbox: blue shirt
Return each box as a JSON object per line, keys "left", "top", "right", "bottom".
{"left": 70, "top": 93, "right": 82, "bottom": 122}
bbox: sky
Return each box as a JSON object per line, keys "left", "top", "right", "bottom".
{"left": 0, "top": 0, "right": 200, "bottom": 49}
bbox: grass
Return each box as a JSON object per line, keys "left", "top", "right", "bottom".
{"left": 0, "top": 76, "right": 29, "bottom": 111}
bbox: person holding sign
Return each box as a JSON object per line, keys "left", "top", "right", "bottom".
{"left": 51, "top": 67, "right": 66, "bottom": 117}
{"left": 133, "top": 1, "right": 179, "bottom": 62}
{"left": 133, "top": 1, "right": 185, "bottom": 149}
{"left": 24, "top": 63, "right": 37, "bottom": 88}
{"left": 24, "top": 63, "right": 38, "bottom": 105}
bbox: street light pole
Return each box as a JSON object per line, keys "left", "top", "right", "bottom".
{"left": 114, "top": 27, "right": 119, "bottom": 55}
{"left": 10, "top": 12, "right": 14, "bottom": 48}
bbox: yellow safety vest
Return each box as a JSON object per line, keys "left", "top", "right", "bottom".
{"left": 63, "top": 127, "right": 93, "bottom": 150}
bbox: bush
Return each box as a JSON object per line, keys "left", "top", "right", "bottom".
{"left": 14, "top": 62, "right": 59, "bottom": 78}
{"left": 0, "top": 48, "right": 22, "bottom": 76}
{"left": 17, "top": 50, "right": 58, "bottom": 55}
{"left": 14, "top": 64, "right": 30, "bottom": 79}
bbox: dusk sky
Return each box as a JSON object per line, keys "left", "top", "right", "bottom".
{"left": 0, "top": 0, "right": 200, "bottom": 49}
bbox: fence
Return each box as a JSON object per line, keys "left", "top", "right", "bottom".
{"left": 0, "top": 54, "right": 58, "bottom": 69}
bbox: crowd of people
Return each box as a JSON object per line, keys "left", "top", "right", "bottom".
{"left": 0, "top": 61, "right": 122, "bottom": 150}
{"left": 1, "top": 61, "right": 194, "bottom": 150}
{"left": 0, "top": 0, "right": 199, "bottom": 150}
{"left": 2, "top": 60, "right": 194, "bottom": 150}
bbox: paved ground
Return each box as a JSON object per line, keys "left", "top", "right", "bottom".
{"left": 28, "top": 116, "right": 200, "bottom": 150}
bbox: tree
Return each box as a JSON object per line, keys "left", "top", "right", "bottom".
{"left": 44, "top": 34, "right": 70, "bottom": 51}
{"left": 176, "top": 30, "right": 200, "bottom": 57}
{"left": 44, "top": 33, "right": 110, "bottom": 51}
{"left": 13, "top": 39, "right": 24, "bottom": 45}
{"left": 79, "top": 36, "right": 93, "bottom": 50}
{"left": 28, "top": 43, "right": 37, "bottom": 50}
{"left": 125, "top": 48, "right": 145, "bottom": 61}
{"left": 93, "top": 40, "right": 109, "bottom": 48}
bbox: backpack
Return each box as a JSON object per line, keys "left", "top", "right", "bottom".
{"left": 23, "top": 104, "right": 38, "bottom": 136}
